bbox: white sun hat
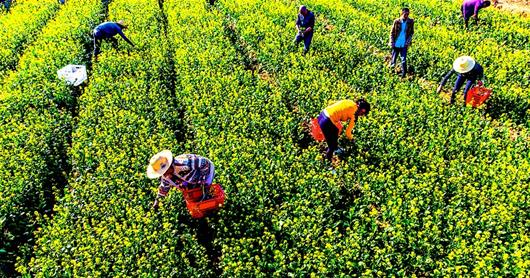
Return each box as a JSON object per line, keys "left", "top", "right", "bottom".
{"left": 453, "top": 56, "right": 476, "bottom": 73}
{"left": 146, "top": 150, "right": 173, "bottom": 179}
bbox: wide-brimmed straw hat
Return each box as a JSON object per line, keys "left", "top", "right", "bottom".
{"left": 146, "top": 150, "right": 173, "bottom": 179}
{"left": 453, "top": 56, "right": 476, "bottom": 73}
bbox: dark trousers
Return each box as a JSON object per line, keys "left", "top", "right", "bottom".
{"left": 391, "top": 47, "right": 407, "bottom": 77}
{"left": 294, "top": 31, "right": 314, "bottom": 54}
{"left": 318, "top": 112, "right": 339, "bottom": 161}
{"left": 93, "top": 32, "right": 118, "bottom": 56}
{"left": 451, "top": 75, "right": 476, "bottom": 104}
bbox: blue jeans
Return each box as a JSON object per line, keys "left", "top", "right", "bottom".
{"left": 451, "top": 75, "right": 476, "bottom": 104}
{"left": 318, "top": 112, "right": 339, "bottom": 161}
{"left": 391, "top": 47, "right": 407, "bottom": 77}
{"left": 294, "top": 31, "right": 313, "bottom": 54}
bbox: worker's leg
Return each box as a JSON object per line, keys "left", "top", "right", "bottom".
{"left": 293, "top": 32, "right": 303, "bottom": 46}
{"left": 450, "top": 75, "right": 465, "bottom": 104}
{"left": 462, "top": 79, "right": 475, "bottom": 106}
{"left": 390, "top": 47, "right": 398, "bottom": 67}
{"left": 318, "top": 112, "right": 339, "bottom": 161}
{"left": 303, "top": 32, "right": 313, "bottom": 54}
{"left": 399, "top": 47, "right": 407, "bottom": 77}
{"left": 93, "top": 34, "right": 102, "bottom": 57}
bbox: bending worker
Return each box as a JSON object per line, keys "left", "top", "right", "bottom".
{"left": 318, "top": 99, "right": 370, "bottom": 163}
{"left": 461, "top": 0, "right": 492, "bottom": 29}
{"left": 437, "top": 56, "right": 484, "bottom": 105}
{"left": 294, "top": 5, "right": 315, "bottom": 54}
{"left": 147, "top": 150, "right": 215, "bottom": 209}
{"left": 93, "top": 20, "right": 134, "bottom": 57}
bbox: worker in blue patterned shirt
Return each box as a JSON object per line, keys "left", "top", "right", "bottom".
{"left": 294, "top": 5, "right": 315, "bottom": 54}
{"left": 147, "top": 150, "right": 215, "bottom": 209}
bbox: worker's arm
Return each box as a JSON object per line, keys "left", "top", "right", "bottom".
{"left": 473, "top": 2, "right": 481, "bottom": 18}
{"left": 406, "top": 19, "right": 414, "bottom": 47}
{"left": 117, "top": 30, "right": 134, "bottom": 46}
{"left": 304, "top": 13, "right": 314, "bottom": 34}
{"left": 437, "top": 69, "right": 455, "bottom": 93}
{"left": 152, "top": 180, "right": 172, "bottom": 209}
{"left": 344, "top": 114, "right": 356, "bottom": 140}
{"left": 388, "top": 20, "right": 396, "bottom": 47}
{"left": 295, "top": 15, "right": 301, "bottom": 31}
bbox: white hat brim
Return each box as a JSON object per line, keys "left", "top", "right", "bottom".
{"left": 146, "top": 150, "right": 173, "bottom": 179}
{"left": 453, "top": 56, "right": 475, "bottom": 73}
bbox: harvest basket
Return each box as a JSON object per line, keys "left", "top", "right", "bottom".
{"left": 179, "top": 184, "right": 225, "bottom": 219}
{"left": 466, "top": 86, "right": 492, "bottom": 108}
{"left": 310, "top": 118, "right": 343, "bottom": 141}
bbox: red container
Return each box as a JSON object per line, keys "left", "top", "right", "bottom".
{"left": 179, "top": 184, "right": 225, "bottom": 219}
{"left": 466, "top": 86, "right": 492, "bottom": 108}
{"left": 310, "top": 117, "right": 343, "bottom": 141}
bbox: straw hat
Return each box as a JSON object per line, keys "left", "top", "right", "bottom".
{"left": 453, "top": 56, "right": 476, "bottom": 73}
{"left": 146, "top": 150, "right": 173, "bottom": 179}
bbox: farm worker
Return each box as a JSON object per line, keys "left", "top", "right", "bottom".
{"left": 461, "top": 0, "right": 492, "bottom": 28}
{"left": 147, "top": 150, "right": 215, "bottom": 209}
{"left": 318, "top": 99, "right": 370, "bottom": 162}
{"left": 92, "top": 21, "right": 134, "bottom": 57}
{"left": 388, "top": 7, "right": 414, "bottom": 78}
{"left": 293, "top": 5, "right": 315, "bottom": 54}
{"left": 437, "top": 56, "right": 484, "bottom": 105}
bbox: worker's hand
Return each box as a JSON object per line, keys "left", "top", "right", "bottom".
{"left": 436, "top": 85, "right": 443, "bottom": 94}
{"left": 477, "top": 80, "right": 483, "bottom": 87}
{"left": 152, "top": 200, "right": 159, "bottom": 210}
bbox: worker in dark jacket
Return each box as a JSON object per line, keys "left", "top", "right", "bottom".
{"left": 461, "top": 0, "right": 492, "bottom": 29}
{"left": 92, "top": 20, "right": 134, "bottom": 57}
{"left": 437, "top": 56, "right": 484, "bottom": 105}
{"left": 388, "top": 8, "right": 414, "bottom": 78}
{"left": 293, "top": 5, "right": 315, "bottom": 54}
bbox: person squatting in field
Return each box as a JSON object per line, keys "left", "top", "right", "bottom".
{"left": 92, "top": 20, "right": 134, "bottom": 57}
{"left": 388, "top": 7, "right": 414, "bottom": 78}
{"left": 293, "top": 5, "right": 315, "bottom": 54}
{"left": 318, "top": 99, "right": 370, "bottom": 163}
{"left": 437, "top": 56, "right": 484, "bottom": 105}
{"left": 147, "top": 150, "right": 215, "bottom": 210}
{"left": 461, "top": 0, "right": 492, "bottom": 28}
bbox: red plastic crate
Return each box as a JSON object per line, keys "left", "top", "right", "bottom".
{"left": 310, "top": 117, "right": 343, "bottom": 141}
{"left": 466, "top": 86, "right": 492, "bottom": 108}
{"left": 179, "top": 184, "right": 225, "bottom": 219}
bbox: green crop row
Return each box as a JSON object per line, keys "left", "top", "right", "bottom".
{"left": 0, "top": 0, "right": 104, "bottom": 275}
{"left": 21, "top": 0, "right": 212, "bottom": 276}
{"left": 0, "top": 0, "right": 60, "bottom": 82}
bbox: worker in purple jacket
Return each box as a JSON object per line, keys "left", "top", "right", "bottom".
{"left": 461, "top": 0, "right": 492, "bottom": 29}
{"left": 92, "top": 21, "right": 134, "bottom": 57}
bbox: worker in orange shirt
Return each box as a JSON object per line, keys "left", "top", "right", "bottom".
{"left": 318, "top": 99, "right": 370, "bottom": 162}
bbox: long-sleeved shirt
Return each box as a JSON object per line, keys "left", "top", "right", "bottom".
{"left": 157, "top": 154, "right": 214, "bottom": 198}
{"left": 296, "top": 11, "right": 315, "bottom": 32}
{"left": 462, "top": 0, "right": 485, "bottom": 20}
{"left": 389, "top": 18, "right": 414, "bottom": 47}
{"left": 324, "top": 100, "right": 358, "bottom": 140}
{"left": 93, "top": 22, "right": 133, "bottom": 45}
{"left": 440, "top": 62, "right": 484, "bottom": 87}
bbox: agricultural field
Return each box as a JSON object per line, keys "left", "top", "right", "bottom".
{"left": 0, "top": 0, "right": 529, "bottom": 276}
